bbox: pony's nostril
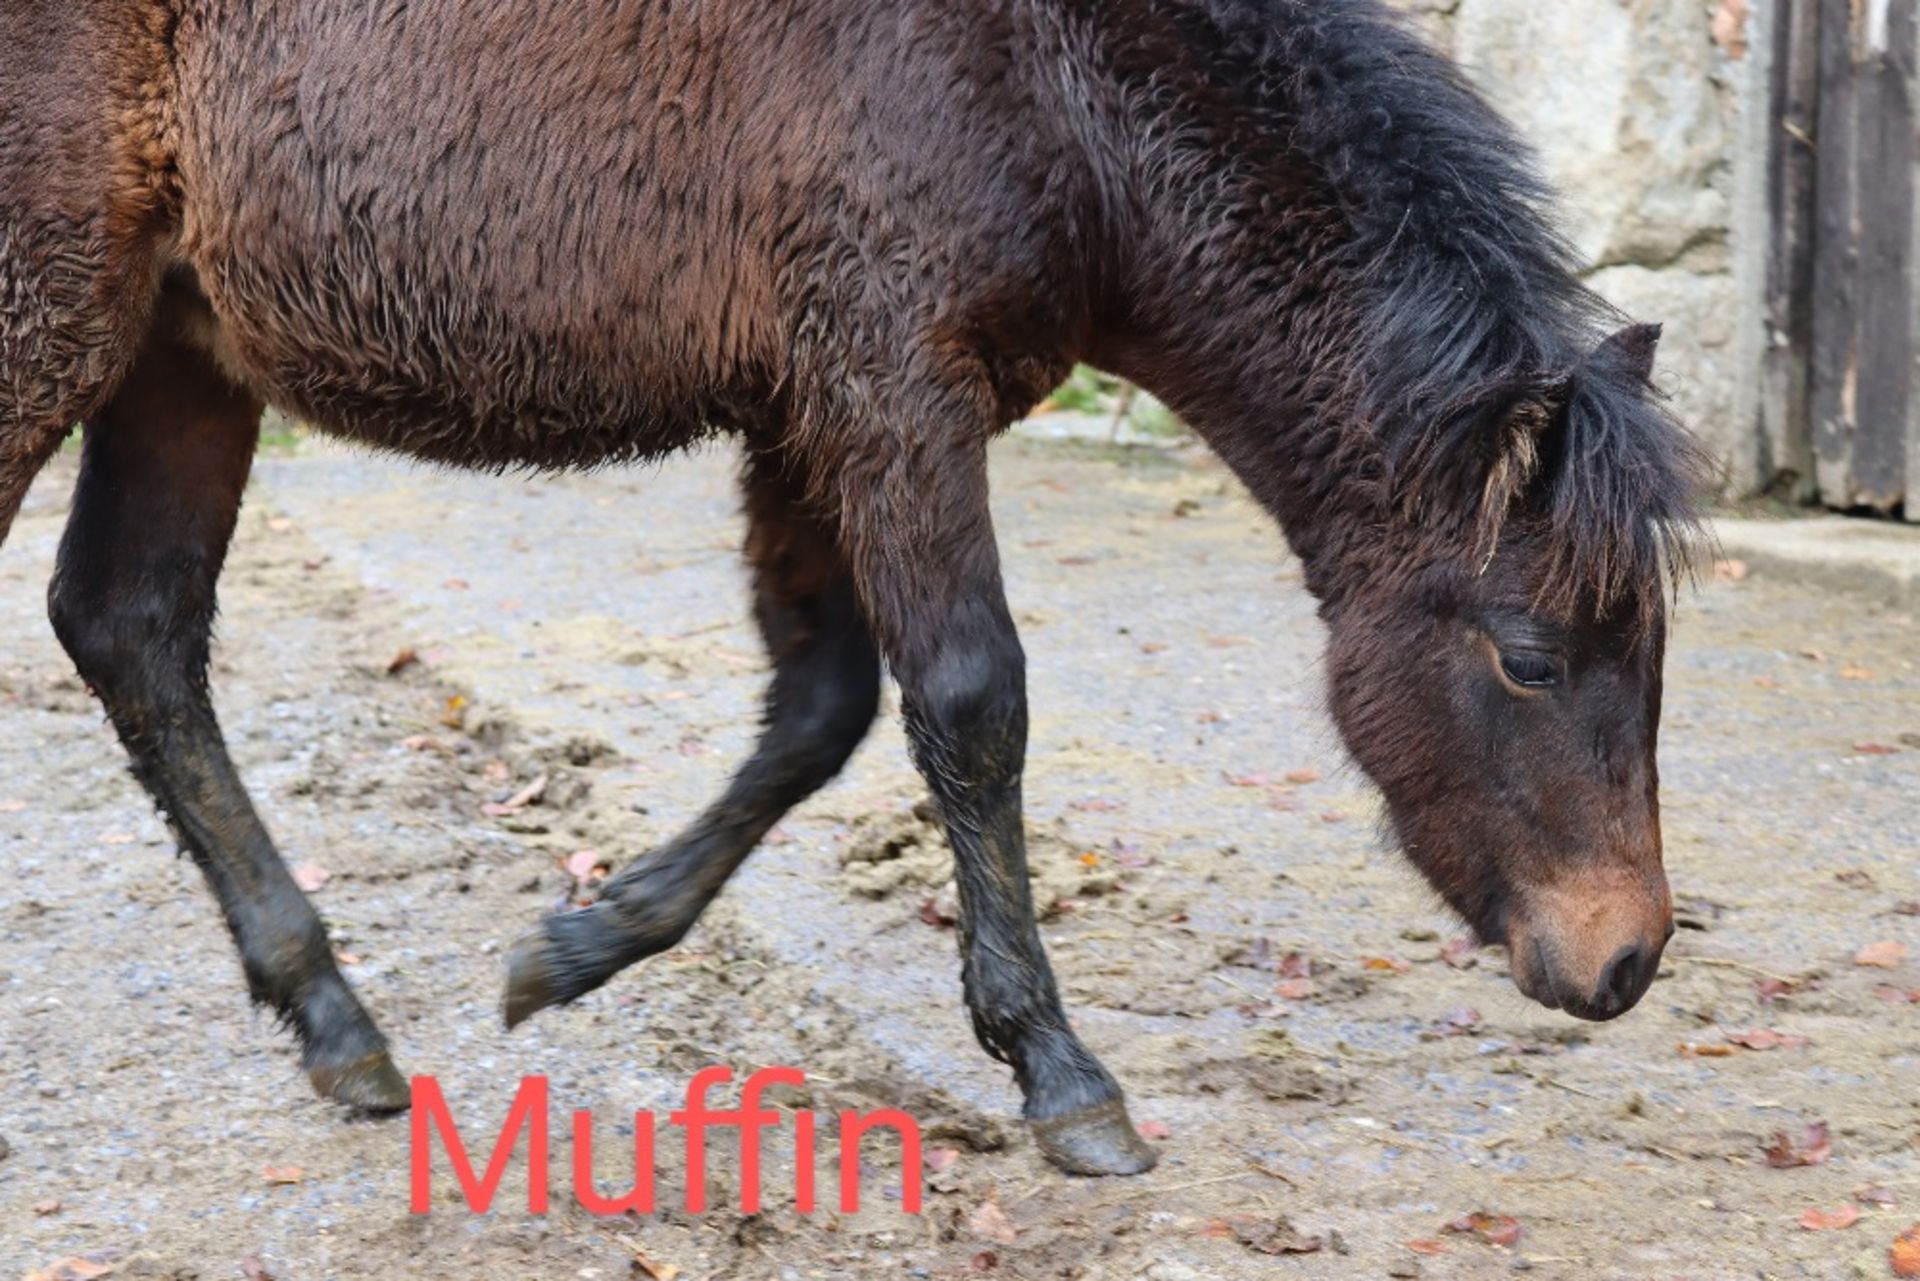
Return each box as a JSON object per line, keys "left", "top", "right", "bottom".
{"left": 1600, "top": 943, "right": 1647, "bottom": 1008}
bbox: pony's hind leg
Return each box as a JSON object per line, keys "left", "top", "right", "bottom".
{"left": 503, "top": 452, "right": 882, "bottom": 1026}
{"left": 47, "top": 312, "right": 407, "bottom": 1112}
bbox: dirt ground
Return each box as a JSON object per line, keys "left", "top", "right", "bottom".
{"left": 1, "top": 436, "right": 1916, "bottom": 1281}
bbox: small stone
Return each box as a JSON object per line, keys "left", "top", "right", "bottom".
{"left": 1387, "top": 1264, "right": 1422, "bottom": 1280}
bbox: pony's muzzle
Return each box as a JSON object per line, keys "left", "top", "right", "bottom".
{"left": 1506, "top": 869, "right": 1673, "bottom": 1021}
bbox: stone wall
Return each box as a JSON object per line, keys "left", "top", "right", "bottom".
{"left": 1392, "top": 0, "right": 1760, "bottom": 494}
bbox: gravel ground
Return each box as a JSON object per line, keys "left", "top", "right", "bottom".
{"left": 0, "top": 436, "right": 1915, "bottom": 1280}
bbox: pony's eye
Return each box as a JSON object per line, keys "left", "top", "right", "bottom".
{"left": 1498, "top": 649, "right": 1559, "bottom": 689}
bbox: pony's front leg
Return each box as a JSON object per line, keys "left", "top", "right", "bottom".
{"left": 829, "top": 429, "right": 1157, "bottom": 1177}
{"left": 47, "top": 315, "right": 407, "bottom": 1112}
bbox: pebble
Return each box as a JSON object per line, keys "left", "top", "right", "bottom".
{"left": 1143, "top": 1265, "right": 1209, "bottom": 1281}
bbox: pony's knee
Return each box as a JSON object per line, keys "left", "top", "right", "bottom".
{"left": 47, "top": 585, "right": 121, "bottom": 686}
{"left": 902, "top": 628, "right": 1027, "bottom": 770}
{"left": 48, "top": 569, "right": 207, "bottom": 707}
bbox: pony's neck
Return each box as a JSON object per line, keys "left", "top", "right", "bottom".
{"left": 1066, "top": 0, "right": 1597, "bottom": 608}
{"left": 1089, "top": 170, "right": 1388, "bottom": 603}
{"left": 1106, "top": 323, "right": 1376, "bottom": 607}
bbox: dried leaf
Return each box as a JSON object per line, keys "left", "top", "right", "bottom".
{"left": 1679, "top": 1042, "right": 1736, "bottom": 1058}
{"left": 1896, "top": 1224, "right": 1920, "bottom": 1278}
{"left": 1440, "top": 1008, "right": 1484, "bottom": 1036}
{"left": 1284, "top": 768, "right": 1321, "bottom": 785}
{"left": 482, "top": 772, "right": 548, "bottom": 817}
{"left": 439, "top": 695, "right": 468, "bottom": 728}
{"left": 1277, "top": 951, "right": 1313, "bottom": 980}
{"left": 23, "top": 1258, "right": 118, "bottom": 1281}
{"left": 1440, "top": 937, "right": 1479, "bottom": 969}
{"left": 1136, "top": 1120, "right": 1172, "bottom": 1141}
{"left": 611, "top": 1235, "right": 679, "bottom": 1281}
{"left": 1319, "top": 810, "right": 1348, "bottom": 824}
{"left": 1765, "top": 1123, "right": 1832, "bottom": 1169}
{"left": 1444, "top": 1212, "right": 1522, "bottom": 1248}
{"left": 1361, "top": 954, "right": 1411, "bottom": 974}
{"left": 99, "top": 832, "right": 137, "bottom": 846}
{"left": 563, "top": 849, "right": 610, "bottom": 884}
{"left": 969, "top": 1201, "right": 1019, "bottom": 1247}
{"left": 1723, "top": 1028, "right": 1810, "bottom": 1051}
{"left": 1068, "top": 796, "right": 1120, "bottom": 812}
{"left": 239, "top": 1256, "right": 275, "bottom": 1281}
{"left": 1405, "top": 1239, "right": 1449, "bottom": 1255}
{"left": 290, "top": 863, "right": 331, "bottom": 893}
{"left": 262, "top": 1165, "right": 306, "bottom": 1186}
{"left": 1799, "top": 1204, "right": 1860, "bottom": 1231}
{"left": 1855, "top": 941, "right": 1910, "bottom": 969}
{"left": 1854, "top": 742, "right": 1900, "bottom": 756}
{"left": 1275, "top": 978, "right": 1314, "bottom": 1001}
{"left": 1859, "top": 1186, "right": 1899, "bottom": 1208}
{"left": 1712, "top": 558, "right": 1749, "bottom": 582}
{"left": 31, "top": 1199, "right": 61, "bottom": 1215}
{"left": 926, "top": 1147, "right": 962, "bottom": 1173}
{"left": 384, "top": 647, "right": 419, "bottom": 675}
{"left": 1228, "top": 1215, "right": 1324, "bottom": 1255}
{"left": 1712, "top": 0, "right": 1750, "bottom": 57}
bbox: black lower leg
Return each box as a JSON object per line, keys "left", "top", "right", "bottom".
{"left": 49, "top": 321, "right": 404, "bottom": 1110}
{"left": 897, "top": 616, "right": 1156, "bottom": 1176}
{"left": 504, "top": 458, "right": 881, "bottom": 1025}
{"left": 827, "top": 425, "right": 1154, "bottom": 1176}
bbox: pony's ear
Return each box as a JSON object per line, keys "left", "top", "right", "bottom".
{"left": 1474, "top": 382, "right": 1564, "bottom": 557}
{"left": 1593, "top": 322, "right": 1663, "bottom": 384}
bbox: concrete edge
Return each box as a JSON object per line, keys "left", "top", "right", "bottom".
{"left": 1707, "top": 515, "right": 1919, "bottom": 611}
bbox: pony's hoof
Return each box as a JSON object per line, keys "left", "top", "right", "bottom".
{"left": 1028, "top": 1098, "right": 1159, "bottom": 1176}
{"left": 502, "top": 929, "right": 562, "bottom": 1030}
{"left": 309, "top": 1049, "right": 409, "bottom": 1114}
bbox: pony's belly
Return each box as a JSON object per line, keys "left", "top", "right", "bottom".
{"left": 176, "top": 264, "right": 706, "bottom": 468}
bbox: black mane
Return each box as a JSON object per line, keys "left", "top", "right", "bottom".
{"left": 1130, "top": 0, "right": 1709, "bottom": 620}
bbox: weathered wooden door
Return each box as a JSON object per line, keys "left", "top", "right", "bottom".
{"left": 1765, "top": 0, "right": 1920, "bottom": 518}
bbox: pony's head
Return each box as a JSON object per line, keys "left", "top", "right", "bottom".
{"left": 1323, "top": 323, "right": 1703, "bottom": 1020}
